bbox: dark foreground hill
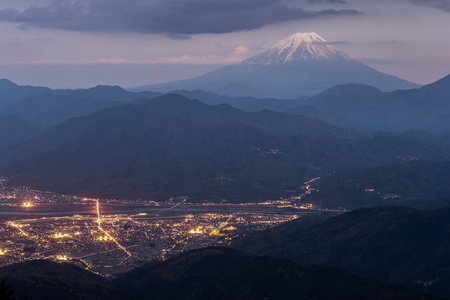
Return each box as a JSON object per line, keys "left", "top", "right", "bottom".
{"left": 1, "top": 94, "right": 449, "bottom": 202}
{"left": 0, "top": 260, "right": 125, "bottom": 300}
{"left": 113, "top": 247, "right": 440, "bottom": 300}
{"left": 232, "top": 206, "right": 450, "bottom": 298}
{"left": 1, "top": 247, "right": 437, "bottom": 300}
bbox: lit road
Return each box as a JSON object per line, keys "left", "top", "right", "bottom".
{"left": 95, "top": 200, "right": 131, "bottom": 257}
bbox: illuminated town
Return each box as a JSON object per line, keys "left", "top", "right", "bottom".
{"left": 0, "top": 179, "right": 333, "bottom": 276}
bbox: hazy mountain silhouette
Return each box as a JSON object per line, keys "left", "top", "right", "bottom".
{"left": 0, "top": 79, "right": 161, "bottom": 106}
{"left": 2, "top": 94, "right": 122, "bottom": 129}
{"left": 174, "top": 74, "right": 450, "bottom": 134}
{"left": 315, "top": 83, "right": 383, "bottom": 97}
{"left": 0, "top": 116, "right": 40, "bottom": 149}
{"left": 0, "top": 79, "right": 70, "bottom": 104}
{"left": 297, "top": 74, "right": 450, "bottom": 133}
{"left": 68, "top": 85, "right": 161, "bottom": 101}
{"left": 0, "top": 80, "right": 162, "bottom": 129}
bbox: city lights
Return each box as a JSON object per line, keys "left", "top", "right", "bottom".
{"left": 22, "top": 201, "right": 33, "bottom": 208}
{"left": 53, "top": 233, "right": 71, "bottom": 239}
{"left": 56, "top": 255, "right": 69, "bottom": 261}
{"left": 0, "top": 183, "right": 322, "bottom": 275}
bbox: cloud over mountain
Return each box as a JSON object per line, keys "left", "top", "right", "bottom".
{"left": 0, "top": 0, "right": 360, "bottom": 37}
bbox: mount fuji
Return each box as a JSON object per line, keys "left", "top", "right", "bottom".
{"left": 241, "top": 32, "right": 349, "bottom": 64}
{"left": 133, "top": 32, "right": 420, "bottom": 98}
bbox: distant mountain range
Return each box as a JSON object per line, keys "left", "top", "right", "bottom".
{"left": 2, "top": 73, "right": 450, "bottom": 134}
{"left": 1, "top": 94, "right": 449, "bottom": 202}
{"left": 0, "top": 78, "right": 69, "bottom": 104}
{"left": 132, "top": 32, "right": 419, "bottom": 98}
{"left": 233, "top": 206, "right": 450, "bottom": 299}
{"left": 1, "top": 76, "right": 450, "bottom": 203}
{"left": 0, "top": 79, "right": 162, "bottom": 132}
{"left": 0, "top": 247, "right": 440, "bottom": 300}
{"left": 0, "top": 79, "right": 161, "bottom": 105}
{"left": 167, "top": 74, "right": 450, "bottom": 134}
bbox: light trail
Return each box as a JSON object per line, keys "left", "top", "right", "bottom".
{"left": 167, "top": 203, "right": 181, "bottom": 210}
{"left": 167, "top": 199, "right": 186, "bottom": 210}
{"left": 218, "top": 215, "right": 233, "bottom": 229}
{"left": 127, "top": 217, "right": 140, "bottom": 224}
{"left": 7, "top": 222, "right": 29, "bottom": 236}
{"left": 96, "top": 200, "right": 101, "bottom": 227}
{"left": 304, "top": 177, "right": 321, "bottom": 185}
{"left": 95, "top": 200, "right": 131, "bottom": 257}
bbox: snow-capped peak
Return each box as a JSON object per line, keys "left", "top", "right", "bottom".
{"left": 276, "top": 32, "right": 327, "bottom": 47}
{"left": 241, "top": 32, "right": 349, "bottom": 65}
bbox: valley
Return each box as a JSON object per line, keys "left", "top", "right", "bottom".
{"left": 0, "top": 182, "right": 333, "bottom": 276}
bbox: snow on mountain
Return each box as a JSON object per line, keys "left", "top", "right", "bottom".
{"left": 132, "top": 32, "right": 420, "bottom": 98}
{"left": 242, "top": 32, "right": 349, "bottom": 65}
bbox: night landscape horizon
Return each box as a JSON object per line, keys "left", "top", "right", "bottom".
{"left": 0, "top": 1, "right": 450, "bottom": 300}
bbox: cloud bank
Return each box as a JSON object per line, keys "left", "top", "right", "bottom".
{"left": 0, "top": 0, "right": 360, "bottom": 37}
{"left": 410, "top": 0, "right": 450, "bottom": 12}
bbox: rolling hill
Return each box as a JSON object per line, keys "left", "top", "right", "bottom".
{"left": 233, "top": 206, "right": 450, "bottom": 298}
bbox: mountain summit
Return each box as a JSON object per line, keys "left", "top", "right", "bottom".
{"left": 132, "top": 32, "right": 420, "bottom": 98}
{"left": 242, "top": 32, "right": 349, "bottom": 64}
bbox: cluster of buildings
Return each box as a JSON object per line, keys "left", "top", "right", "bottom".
{"left": 0, "top": 182, "right": 303, "bottom": 275}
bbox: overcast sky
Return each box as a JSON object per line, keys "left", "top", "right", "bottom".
{"left": 0, "top": 0, "right": 449, "bottom": 88}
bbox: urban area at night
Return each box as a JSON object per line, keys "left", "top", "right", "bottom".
{"left": 0, "top": 178, "right": 332, "bottom": 276}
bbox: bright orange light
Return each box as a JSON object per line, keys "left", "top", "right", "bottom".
{"left": 53, "top": 233, "right": 71, "bottom": 239}
{"left": 22, "top": 202, "right": 33, "bottom": 208}
{"left": 56, "top": 255, "right": 69, "bottom": 261}
{"left": 188, "top": 226, "right": 205, "bottom": 234}
{"left": 223, "top": 226, "right": 237, "bottom": 231}
{"left": 97, "top": 235, "right": 113, "bottom": 241}
{"left": 0, "top": 249, "right": 6, "bottom": 255}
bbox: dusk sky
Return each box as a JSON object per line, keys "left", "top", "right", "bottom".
{"left": 0, "top": 0, "right": 449, "bottom": 89}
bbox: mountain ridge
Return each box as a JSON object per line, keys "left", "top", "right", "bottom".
{"left": 1, "top": 94, "right": 449, "bottom": 202}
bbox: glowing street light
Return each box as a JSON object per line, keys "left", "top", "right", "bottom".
{"left": 56, "top": 255, "right": 69, "bottom": 261}
{"left": 22, "top": 202, "right": 33, "bottom": 208}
